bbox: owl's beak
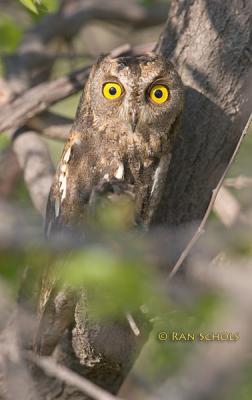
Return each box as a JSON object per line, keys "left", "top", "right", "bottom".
{"left": 130, "top": 110, "right": 138, "bottom": 132}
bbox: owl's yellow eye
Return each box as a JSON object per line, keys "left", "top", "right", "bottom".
{"left": 103, "top": 82, "right": 123, "bottom": 100}
{"left": 149, "top": 84, "right": 169, "bottom": 104}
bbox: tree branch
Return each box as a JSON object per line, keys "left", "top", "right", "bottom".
{"left": 12, "top": 129, "right": 55, "bottom": 216}
{"left": 4, "top": 0, "right": 165, "bottom": 92}
{"left": 0, "top": 42, "right": 154, "bottom": 134}
{"left": 28, "top": 112, "right": 73, "bottom": 141}
{"left": 0, "top": 67, "right": 90, "bottom": 133}
{"left": 28, "top": 354, "right": 123, "bottom": 400}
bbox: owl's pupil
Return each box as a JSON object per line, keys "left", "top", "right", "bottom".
{"left": 154, "top": 89, "right": 163, "bottom": 99}
{"left": 109, "top": 87, "right": 117, "bottom": 95}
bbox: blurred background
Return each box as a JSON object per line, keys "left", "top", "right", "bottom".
{"left": 0, "top": 1, "right": 252, "bottom": 400}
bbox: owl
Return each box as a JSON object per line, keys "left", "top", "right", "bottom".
{"left": 45, "top": 52, "right": 184, "bottom": 235}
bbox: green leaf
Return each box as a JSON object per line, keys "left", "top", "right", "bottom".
{"left": 18, "top": 0, "right": 48, "bottom": 14}
{"left": 43, "top": 0, "right": 58, "bottom": 12}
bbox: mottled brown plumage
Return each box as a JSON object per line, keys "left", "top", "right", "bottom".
{"left": 45, "top": 52, "right": 184, "bottom": 234}
{"left": 36, "top": 52, "right": 184, "bottom": 359}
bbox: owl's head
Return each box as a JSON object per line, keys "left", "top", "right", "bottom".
{"left": 76, "top": 53, "right": 184, "bottom": 139}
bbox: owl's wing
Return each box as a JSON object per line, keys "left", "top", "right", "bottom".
{"left": 45, "top": 132, "right": 130, "bottom": 237}
{"left": 44, "top": 133, "right": 88, "bottom": 237}
{"left": 44, "top": 181, "right": 61, "bottom": 237}
{"left": 39, "top": 136, "right": 85, "bottom": 354}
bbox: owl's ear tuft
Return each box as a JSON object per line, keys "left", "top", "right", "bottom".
{"left": 87, "top": 53, "right": 111, "bottom": 88}
{"left": 95, "top": 53, "right": 111, "bottom": 67}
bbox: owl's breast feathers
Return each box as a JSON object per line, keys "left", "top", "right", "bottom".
{"left": 45, "top": 114, "right": 180, "bottom": 235}
{"left": 45, "top": 129, "right": 127, "bottom": 235}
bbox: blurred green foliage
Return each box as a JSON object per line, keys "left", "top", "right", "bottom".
{"left": 60, "top": 246, "right": 154, "bottom": 317}
{"left": 0, "top": 135, "right": 10, "bottom": 150}
{"left": 0, "top": 2, "right": 251, "bottom": 398}
{"left": 0, "top": 251, "right": 28, "bottom": 294}
{"left": 230, "top": 363, "right": 252, "bottom": 400}
{"left": 0, "top": 14, "right": 23, "bottom": 53}
{"left": 230, "top": 128, "right": 252, "bottom": 178}
{"left": 19, "top": 0, "right": 44, "bottom": 14}
{"left": 18, "top": 0, "right": 58, "bottom": 14}
{"left": 136, "top": 293, "right": 220, "bottom": 383}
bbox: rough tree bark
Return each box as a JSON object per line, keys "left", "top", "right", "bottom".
{"left": 154, "top": 0, "right": 252, "bottom": 231}
{"left": 1, "top": 1, "right": 251, "bottom": 399}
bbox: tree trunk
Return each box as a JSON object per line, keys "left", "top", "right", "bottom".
{"left": 154, "top": 0, "right": 252, "bottom": 231}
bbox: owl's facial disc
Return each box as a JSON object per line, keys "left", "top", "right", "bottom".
{"left": 87, "top": 54, "right": 183, "bottom": 136}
